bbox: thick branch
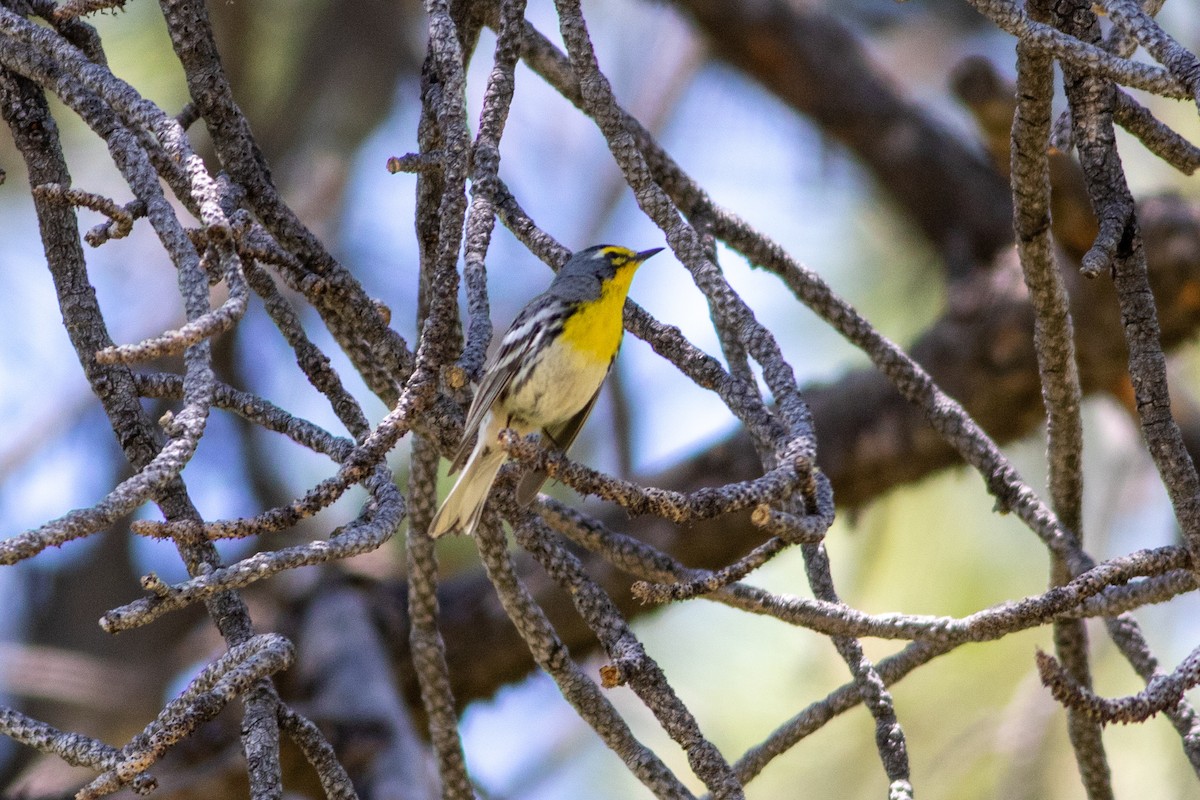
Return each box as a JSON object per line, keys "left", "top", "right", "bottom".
{"left": 667, "top": 0, "right": 1014, "bottom": 275}
{"left": 371, "top": 192, "right": 1200, "bottom": 707}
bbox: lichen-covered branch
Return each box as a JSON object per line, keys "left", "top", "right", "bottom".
{"left": 3, "top": 0, "right": 1200, "bottom": 797}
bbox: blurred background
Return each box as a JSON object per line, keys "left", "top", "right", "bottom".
{"left": 1, "top": 0, "right": 1199, "bottom": 797}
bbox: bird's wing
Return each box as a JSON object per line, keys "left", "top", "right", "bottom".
{"left": 448, "top": 298, "right": 550, "bottom": 472}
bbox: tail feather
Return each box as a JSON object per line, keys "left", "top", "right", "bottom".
{"left": 429, "top": 443, "right": 506, "bottom": 537}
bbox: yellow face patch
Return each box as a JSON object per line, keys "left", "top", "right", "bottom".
{"left": 598, "top": 246, "right": 638, "bottom": 269}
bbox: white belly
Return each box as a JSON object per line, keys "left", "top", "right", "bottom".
{"left": 505, "top": 342, "right": 610, "bottom": 427}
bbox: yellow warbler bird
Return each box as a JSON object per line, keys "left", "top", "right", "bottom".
{"left": 429, "top": 244, "right": 662, "bottom": 537}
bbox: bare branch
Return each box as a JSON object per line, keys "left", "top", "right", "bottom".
{"left": 4, "top": 0, "right": 1200, "bottom": 796}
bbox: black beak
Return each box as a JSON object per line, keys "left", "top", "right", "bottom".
{"left": 636, "top": 247, "right": 664, "bottom": 262}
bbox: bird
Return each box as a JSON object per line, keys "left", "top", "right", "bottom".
{"left": 428, "top": 244, "right": 662, "bottom": 537}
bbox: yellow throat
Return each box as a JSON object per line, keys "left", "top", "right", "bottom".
{"left": 558, "top": 256, "right": 641, "bottom": 363}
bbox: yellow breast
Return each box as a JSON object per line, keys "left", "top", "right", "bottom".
{"left": 557, "top": 262, "right": 638, "bottom": 363}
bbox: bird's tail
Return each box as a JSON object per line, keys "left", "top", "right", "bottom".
{"left": 428, "top": 442, "right": 506, "bottom": 537}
